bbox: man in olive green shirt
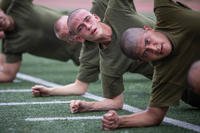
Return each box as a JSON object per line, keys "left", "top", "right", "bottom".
{"left": 0, "top": 0, "right": 81, "bottom": 82}
{"left": 32, "top": 0, "right": 108, "bottom": 97}
{"left": 103, "top": 0, "right": 200, "bottom": 130}
{"left": 67, "top": 0, "right": 154, "bottom": 113}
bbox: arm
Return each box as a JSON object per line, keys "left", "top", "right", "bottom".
{"left": 102, "top": 106, "right": 168, "bottom": 130}
{"left": 70, "top": 93, "right": 124, "bottom": 113}
{"left": 32, "top": 79, "right": 88, "bottom": 96}
{"left": 32, "top": 42, "right": 100, "bottom": 97}
{"left": 0, "top": 53, "right": 21, "bottom": 82}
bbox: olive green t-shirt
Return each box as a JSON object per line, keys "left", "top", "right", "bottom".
{"left": 150, "top": 0, "right": 200, "bottom": 107}
{"left": 100, "top": 0, "right": 155, "bottom": 98}
{"left": 77, "top": 0, "right": 109, "bottom": 83}
{"left": 1, "top": 0, "right": 81, "bottom": 65}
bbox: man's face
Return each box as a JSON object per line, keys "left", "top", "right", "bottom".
{"left": 68, "top": 9, "right": 102, "bottom": 42}
{"left": 136, "top": 28, "right": 172, "bottom": 61}
{"left": 0, "top": 10, "right": 11, "bottom": 30}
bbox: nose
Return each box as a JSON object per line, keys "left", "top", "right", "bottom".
{"left": 146, "top": 43, "right": 157, "bottom": 51}
{"left": 146, "top": 43, "right": 160, "bottom": 53}
{"left": 84, "top": 22, "right": 91, "bottom": 30}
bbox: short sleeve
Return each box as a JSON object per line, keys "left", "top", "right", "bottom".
{"left": 5, "top": 53, "right": 22, "bottom": 63}
{"left": 101, "top": 73, "right": 124, "bottom": 98}
{"left": 77, "top": 42, "right": 100, "bottom": 83}
{"left": 149, "top": 82, "right": 183, "bottom": 107}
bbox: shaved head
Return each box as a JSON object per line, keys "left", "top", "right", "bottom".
{"left": 54, "top": 15, "right": 78, "bottom": 44}
{"left": 54, "top": 15, "right": 68, "bottom": 38}
{"left": 67, "top": 8, "right": 89, "bottom": 34}
{"left": 120, "top": 28, "right": 145, "bottom": 60}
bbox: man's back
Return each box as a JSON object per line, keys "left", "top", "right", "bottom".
{"left": 2, "top": 0, "right": 81, "bottom": 65}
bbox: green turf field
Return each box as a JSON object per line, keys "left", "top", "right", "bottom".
{"left": 0, "top": 53, "right": 200, "bottom": 133}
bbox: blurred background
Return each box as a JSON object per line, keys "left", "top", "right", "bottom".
{"left": 34, "top": 0, "right": 200, "bottom": 13}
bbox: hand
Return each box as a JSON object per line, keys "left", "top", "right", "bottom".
{"left": 32, "top": 85, "right": 52, "bottom": 97}
{"left": 70, "top": 100, "right": 89, "bottom": 113}
{"left": 102, "top": 110, "right": 120, "bottom": 130}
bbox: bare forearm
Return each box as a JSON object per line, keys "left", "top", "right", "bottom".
{"left": 49, "top": 84, "right": 85, "bottom": 96}
{"left": 118, "top": 107, "right": 168, "bottom": 128}
{"left": 49, "top": 79, "right": 88, "bottom": 96}
{"left": 85, "top": 93, "right": 124, "bottom": 111}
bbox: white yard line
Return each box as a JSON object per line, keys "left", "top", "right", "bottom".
{"left": 0, "top": 89, "right": 31, "bottom": 93}
{"left": 25, "top": 116, "right": 102, "bottom": 121}
{"left": 1, "top": 72, "right": 195, "bottom": 132}
{"left": 0, "top": 100, "right": 71, "bottom": 106}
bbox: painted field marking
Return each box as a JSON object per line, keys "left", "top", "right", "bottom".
{"left": 0, "top": 100, "right": 71, "bottom": 106}
{"left": 25, "top": 116, "right": 102, "bottom": 121}
{"left": 0, "top": 89, "right": 31, "bottom": 93}
{"left": 10, "top": 72, "right": 200, "bottom": 132}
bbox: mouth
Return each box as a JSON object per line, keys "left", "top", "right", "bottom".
{"left": 91, "top": 28, "right": 97, "bottom": 35}
{"left": 160, "top": 43, "right": 163, "bottom": 54}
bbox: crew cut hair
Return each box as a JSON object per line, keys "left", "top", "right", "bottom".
{"left": 67, "top": 8, "right": 88, "bottom": 34}
{"left": 120, "top": 28, "right": 145, "bottom": 60}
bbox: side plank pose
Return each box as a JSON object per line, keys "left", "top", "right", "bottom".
{"left": 0, "top": 0, "right": 81, "bottom": 83}
{"left": 102, "top": 0, "right": 200, "bottom": 130}
{"left": 32, "top": 0, "right": 108, "bottom": 97}
{"left": 67, "top": 0, "right": 155, "bottom": 113}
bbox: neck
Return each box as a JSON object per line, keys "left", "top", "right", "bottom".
{"left": 96, "top": 22, "right": 112, "bottom": 45}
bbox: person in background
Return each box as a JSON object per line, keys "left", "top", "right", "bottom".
{"left": 0, "top": 0, "right": 81, "bottom": 83}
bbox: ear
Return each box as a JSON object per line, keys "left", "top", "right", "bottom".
{"left": 143, "top": 25, "right": 153, "bottom": 31}
{"left": 93, "top": 14, "right": 101, "bottom": 22}
{"left": 74, "top": 35, "right": 85, "bottom": 43}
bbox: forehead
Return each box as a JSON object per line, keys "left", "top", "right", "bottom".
{"left": 135, "top": 32, "right": 146, "bottom": 57}
{"left": 69, "top": 9, "right": 91, "bottom": 31}
{"left": 138, "top": 33, "right": 146, "bottom": 49}
{"left": 71, "top": 9, "right": 91, "bottom": 23}
{"left": 77, "top": 9, "right": 90, "bottom": 16}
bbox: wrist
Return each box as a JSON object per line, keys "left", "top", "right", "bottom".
{"left": 85, "top": 101, "right": 96, "bottom": 111}
{"left": 48, "top": 88, "right": 54, "bottom": 95}
{"left": 118, "top": 116, "right": 123, "bottom": 128}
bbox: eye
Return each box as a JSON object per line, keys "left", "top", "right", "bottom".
{"left": 85, "top": 16, "right": 91, "bottom": 22}
{"left": 145, "top": 38, "right": 150, "bottom": 46}
{"left": 77, "top": 25, "right": 83, "bottom": 33}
